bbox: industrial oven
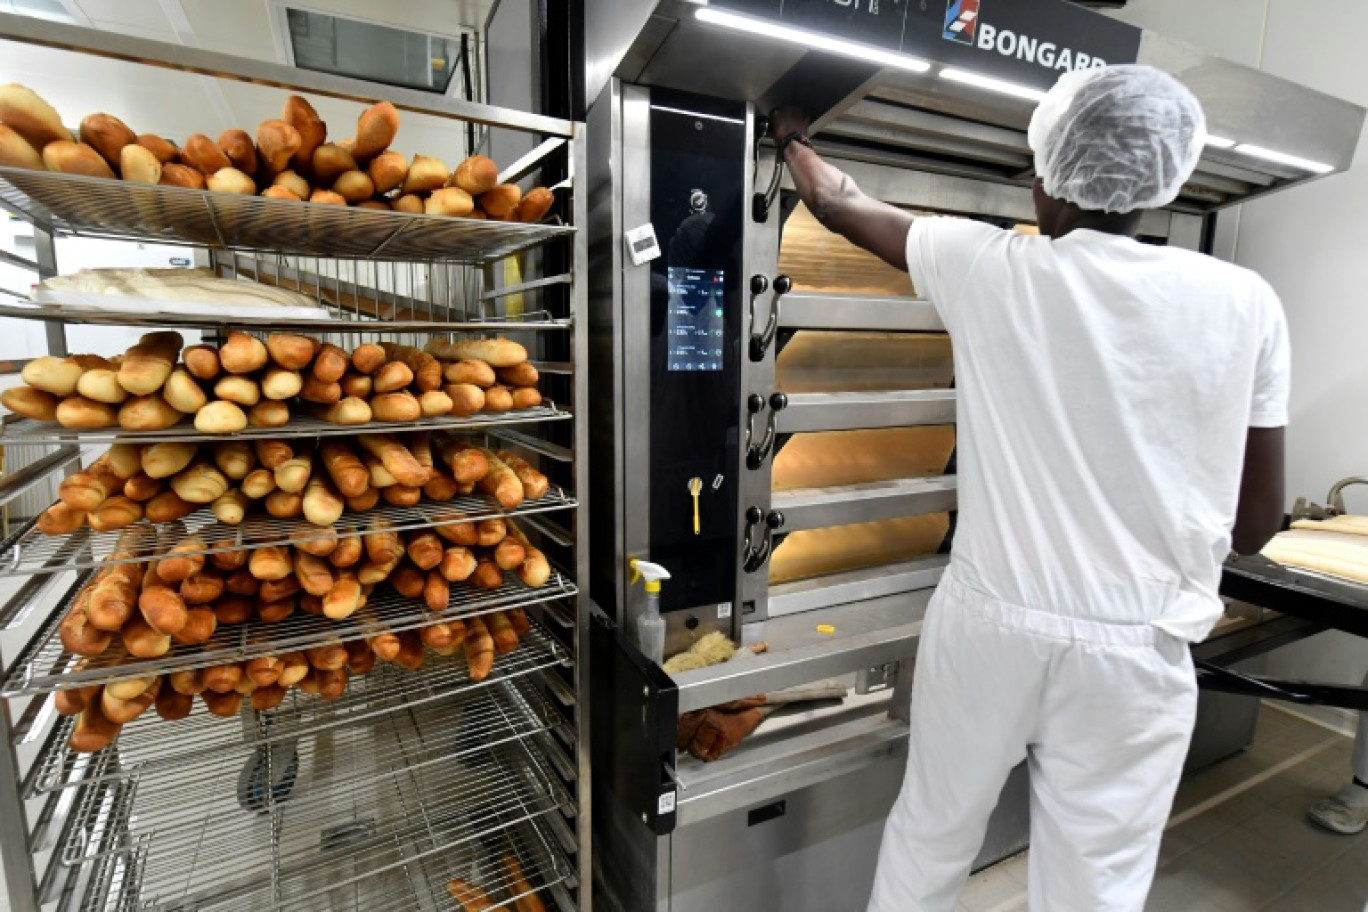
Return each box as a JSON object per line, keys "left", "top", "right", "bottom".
{"left": 582, "top": 2, "right": 1364, "bottom": 910}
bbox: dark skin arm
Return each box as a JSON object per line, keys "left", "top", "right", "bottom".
{"left": 1232, "top": 427, "right": 1285, "bottom": 555}
{"left": 770, "top": 108, "right": 913, "bottom": 270}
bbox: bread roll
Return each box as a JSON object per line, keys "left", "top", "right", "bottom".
{"left": 311, "top": 143, "right": 357, "bottom": 184}
{"left": 445, "top": 360, "right": 496, "bottom": 387}
{"left": 265, "top": 489, "right": 302, "bottom": 518}
{"left": 441, "top": 383, "right": 483, "bottom": 417}
{"left": 393, "top": 194, "right": 423, "bottom": 214}
{"left": 144, "top": 490, "right": 195, "bottom": 524}
{"left": 432, "top": 438, "right": 488, "bottom": 485}
{"left": 483, "top": 385, "right": 513, "bottom": 412}
{"left": 207, "top": 167, "right": 256, "bottom": 195}
{"left": 353, "top": 101, "right": 399, "bottom": 162}
{"left": 58, "top": 460, "right": 117, "bottom": 511}
{"left": 102, "top": 676, "right": 161, "bottom": 724}
{"left": 210, "top": 488, "right": 249, "bottom": 524}
{"left": 329, "top": 533, "right": 363, "bottom": 569}
{"left": 333, "top": 169, "right": 374, "bottom": 203}
{"left": 141, "top": 442, "right": 196, "bottom": 479}
{"left": 88, "top": 495, "right": 143, "bottom": 531}
{"left": 339, "top": 372, "right": 373, "bottom": 399}
{"left": 220, "top": 332, "right": 268, "bottom": 374}
{"left": 213, "top": 376, "right": 261, "bottom": 406}
{"left": 402, "top": 154, "right": 449, "bottom": 194}
{"left": 42, "top": 140, "right": 114, "bottom": 178}
{"left": 498, "top": 450, "right": 550, "bottom": 499}
{"left": 248, "top": 400, "right": 290, "bottom": 428}
{"left": 309, "top": 187, "right": 345, "bottom": 206}
{"left": 254, "top": 439, "right": 293, "bottom": 470}
{"left": 300, "top": 374, "right": 341, "bottom": 404}
{"left": 182, "top": 345, "right": 220, "bottom": 382}
{"left": 201, "top": 689, "right": 243, "bottom": 718}
{"left": 479, "top": 184, "right": 522, "bottom": 220}
{"left": 274, "top": 455, "right": 312, "bottom": 494}
{"left": 248, "top": 545, "right": 292, "bottom": 581}
{"left": 265, "top": 333, "right": 318, "bottom": 371}
{"left": 451, "top": 155, "right": 498, "bottom": 195}
{"left": 319, "top": 440, "right": 369, "bottom": 497}
{"left": 70, "top": 700, "right": 121, "bottom": 753}
{"left": 259, "top": 574, "right": 300, "bottom": 604}
{"left": 119, "top": 142, "right": 162, "bottom": 185}
{"left": 344, "top": 487, "right": 380, "bottom": 513}
{"left": 123, "top": 472, "right": 161, "bottom": 502}
{"left": 293, "top": 550, "right": 334, "bottom": 597}
{"left": 367, "top": 150, "right": 407, "bottom": 193}
{"left": 476, "top": 450, "right": 524, "bottom": 509}
{"left": 118, "top": 345, "right": 176, "bottom": 396}
{"left": 119, "top": 394, "right": 182, "bottom": 431}
{"left": 167, "top": 669, "right": 205, "bottom": 696}
{"left": 104, "top": 444, "right": 141, "bottom": 481}
{"left": 181, "top": 134, "right": 231, "bottom": 176}
{"left": 370, "top": 391, "right": 421, "bottom": 422}
{"left": 438, "top": 546, "right": 476, "bottom": 582}
{"left": 425, "top": 188, "right": 474, "bottom": 217}
{"left": 56, "top": 396, "right": 118, "bottom": 429}
{"left": 158, "top": 368, "right": 205, "bottom": 413}
{"left": 211, "top": 440, "right": 255, "bottom": 480}
{"left": 210, "top": 547, "right": 248, "bottom": 571}
{"left": 180, "top": 570, "right": 225, "bottom": 605}
{"left": 282, "top": 95, "right": 325, "bottom": 170}
{"left": 381, "top": 484, "right": 421, "bottom": 506}
{"left": 217, "top": 128, "right": 257, "bottom": 174}
{"left": 496, "top": 362, "right": 539, "bottom": 387}
{"left": 0, "top": 122, "right": 43, "bottom": 170}
{"left": 253, "top": 367, "right": 299, "bottom": 402}
{"left": 240, "top": 467, "right": 275, "bottom": 499}
{"left": 23, "top": 355, "right": 83, "bottom": 395}
{"left": 210, "top": 592, "right": 252, "bottom": 625}
{"left": 372, "top": 361, "right": 414, "bottom": 394}
{"left": 69, "top": 367, "right": 124, "bottom": 405}
{"left": 416, "top": 389, "right": 452, "bottom": 417}
{"left": 262, "top": 185, "right": 299, "bottom": 201}
{"left": 322, "top": 575, "right": 363, "bottom": 620}
{"left": 292, "top": 529, "right": 338, "bottom": 557}
{"left": 271, "top": 170, "right": 310, "bottom": 200}
{"left": 477, "top": 517, "right": 507, "bottom": 547}
{"left": 517, "top": 186, "right": 556, "bottom": 223}
{"left": 55, "top": 678, "right": 100, "bottom": 717}
{"left": 309, "top": 397, "right": 371, "bottom": 425}
{"left": 425, "top": 337, "right": 528, "bottom": 367}
{"left": 159, "top": 162, "right": 206, "bottom": 190}
{"left": 257, "top": 119, "right": 302, "bottom": 174}
{"left": 121, "top": 612, "right": 170, "bottom": 658}
{"left": 405, "top": 531, "right": 445, "bottom": 571}
{"left": 351, "top": 344, "right": 386, "bottom": 375}
{"left": 312, "top": 344, "right": 349, "bottom": 383}
{"left": 136, "top": 133, "right": 178, "bottom": 164}
{"left": 194, "top": 401, "right": 248, "bottom": 434}
{"left": 1, "top": 385, "right": 60, "bottom": 420}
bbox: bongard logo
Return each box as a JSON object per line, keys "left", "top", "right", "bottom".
{"left": 944, "top": 0, "right": 1109, "bottom": 72}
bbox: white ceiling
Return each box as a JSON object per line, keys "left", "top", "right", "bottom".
{"left": 0, "top": 0, "right": 496, "bottom": 162}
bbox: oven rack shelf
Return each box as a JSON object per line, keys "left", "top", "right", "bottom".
{"left": 27, "top": 655, "right": 569, "bottom": 798}
{"left": 0, "top": 404, "right": 572, "bottom": 446}
{"left": 63, "top": 724, "right": 573, "bottom": 911}
{"left": 0, "top": 299, "right": 572, "bottom": 334}
{"left": 0, "top": 167, "right": 575, "bottom": 265}
{"left": 1, "top": 572, "right": 576, "bottom": 697}
{"left": 0, "top": 485, "right": 576, "bottom": 578}
{"left": 80, "top": 808, "right": 573, "bottom": 912}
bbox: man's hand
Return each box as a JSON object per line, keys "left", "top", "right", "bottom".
{"left": 768, "top": 106, "right": 811, "bottom": 142}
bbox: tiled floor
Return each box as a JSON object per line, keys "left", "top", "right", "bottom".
{"left": 959, "top": 704, "right": 1367, "bottom": 912}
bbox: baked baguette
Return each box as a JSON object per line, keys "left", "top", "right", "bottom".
{"left": 424, "top": 337, "right": 528, "bottom": 367}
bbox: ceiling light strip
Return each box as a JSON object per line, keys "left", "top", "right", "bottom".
{"left": 695, "top": 7, "right": 932, "bottom": 73}
{"left": 1233, "top": 143, "right": 1335, "bottom": 174}
{"left": 938, "top": 67, "right": 1046, "bottom": 102}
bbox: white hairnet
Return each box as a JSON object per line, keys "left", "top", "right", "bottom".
{"left": 1028, "top": 64, "right": 1207, "bottom": 214}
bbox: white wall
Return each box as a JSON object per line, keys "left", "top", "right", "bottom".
{"left": 1111, "top": 0, "right": 1368, "bottom": 699}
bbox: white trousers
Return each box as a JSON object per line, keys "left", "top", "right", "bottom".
{"left": 868, "top": 571, "right": 1198, "bottom": 912}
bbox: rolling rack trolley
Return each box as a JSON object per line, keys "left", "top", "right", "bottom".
{"left": 0, "top": 14, "right": 590, "bottom": 912}
{"left": 581, "top": 2, "right": 1365, "bottom": 910}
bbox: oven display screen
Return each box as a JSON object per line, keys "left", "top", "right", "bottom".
{"left": 666, "top": 266, "right": 726, "bottom": 372}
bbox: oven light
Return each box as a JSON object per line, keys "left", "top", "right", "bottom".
{"left": 1205, "top": 135, "right": 1236, "bottom": 149}
{"left": 1233, "top": 143, "right": 1335, "bottom": 174}
{"left": 938, "top": 67, "right": 1046, "bottom": 102}
{"left": 694, "top": 7, "right": 933, "bottom": 73}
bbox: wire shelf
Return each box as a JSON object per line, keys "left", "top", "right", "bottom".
{"left": 0, "top": 300, "right": 572, "bottom": 334}
{"left": 0, "top": 168, "right": 575, "bottom": 264}
{"left": 28, "top": 646, "right": 570, "bottom": 797}
{"left": 0, "top": 403, "right": 572, "bottom": 446}
{"left": 63, "top": 707, "right": 574, "bottom": 911}
{"left": 0, "top": 571, "right": 576, "bottom": 697}
{"left": 0, "top": 485, "right": 576, "bottom": 578}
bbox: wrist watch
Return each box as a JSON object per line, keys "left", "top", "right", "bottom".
{"left": 777, "top": 130, "right": 813, "bottom": 157}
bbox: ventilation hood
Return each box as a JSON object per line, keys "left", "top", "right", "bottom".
{"left": 586, "top": 0, "right": 1365, "bottom": 213}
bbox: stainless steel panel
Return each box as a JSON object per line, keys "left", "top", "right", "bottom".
{"left": 768, "top": 557, "right": 948, "bottom": 618}
{"left": 675, "top": 713, "right": 908, "bottom": 826}
{"left": 777, "top": 390, "right": 957, "bottom": 434}
{"left": 773, "top": 476, "right": 958, "bottom": 533}
{"left": 665, "top": 753, "right": 906, "bottom": 912}
{"left": 673, "top": 594, "right": 928, "bottom": 712}
{"left": 780, "top": 294, "right": 944, "bottom": 333}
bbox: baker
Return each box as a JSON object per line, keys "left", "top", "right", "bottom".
{"left": 771, "top": 64, "right": 1289, "bottom": 911}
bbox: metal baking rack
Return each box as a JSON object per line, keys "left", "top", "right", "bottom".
{"left": 0, "top": 15, "right": 591, "bottom": 911}
{"left": 0, "top": 167, "right": 575, "bottom": 265}
{"left": 2, "top": 572, "right": 574, "bottom": 696}
{"left": 0, "top": 405, "right": 572, "bottom": 445}
{"left": 26, "top": 656, "right": 569, "bottom": 797}
{"left": 0, "top": 485, "right": 576, "bottom": 577}
{"left": 62, "top": 716, "right": 572, "bottom": 910}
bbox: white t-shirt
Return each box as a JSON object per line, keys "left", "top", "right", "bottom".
{"left": 906, "top": 219, "right": 1290, "bottom": 642}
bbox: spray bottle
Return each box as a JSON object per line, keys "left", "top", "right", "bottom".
{"left": 629, "top": 559, "right": 671, "bottom": 665}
